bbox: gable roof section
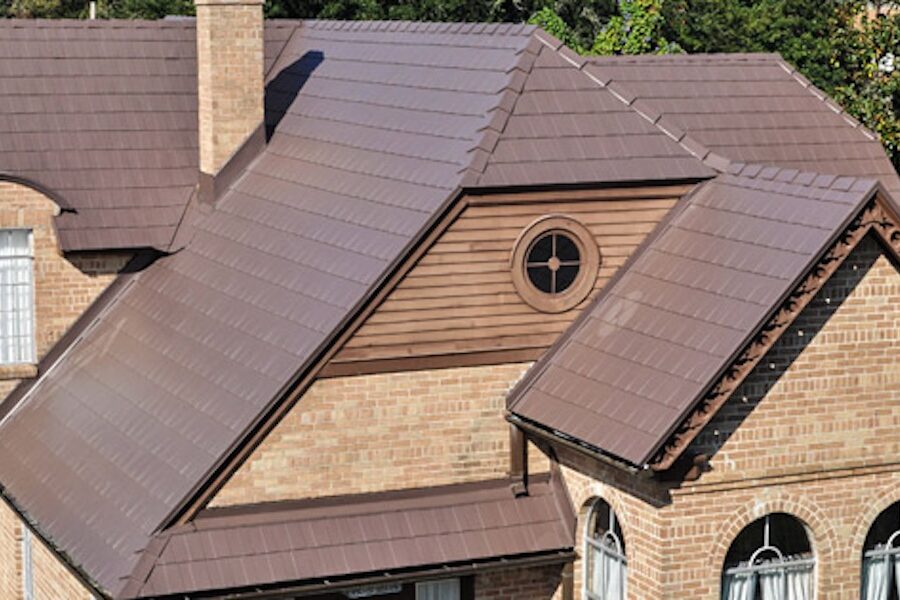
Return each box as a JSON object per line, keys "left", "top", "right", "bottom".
{"left": 0, "top": 21, "right": 568, "bottom": 599}
{"left": 585, "top": 53, "right": 900, "bottom": 196}
{"left": 507, "top": 164, "right": 899, "bottom": 467}
{"left": 0, "top": 19, "right": 301, "bottom": 252}
{"left": 121, "top": 473, "right": 575, "bottom": 598}
{"left": 469, "top": 34, "right": 716, "bottom": 187}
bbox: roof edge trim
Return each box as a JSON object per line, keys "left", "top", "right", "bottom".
{"left": 0, "top": 173, "right": 71, "bottom": 212}
{"left": 138, "top": 549, "right": 575, "bottom": 600}
{"left": 0, "top": 488, "right": 108, "bottom": 598}
{"left": 774, "top": 56, "right": 879, "bottom": 142}
{"left": 508, "top": 412, "right": 643, "bottom": 475}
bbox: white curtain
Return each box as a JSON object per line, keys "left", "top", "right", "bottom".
{"left": 0, "top": 230, "right": 34, "bottom": 364}
{"left": 416, "top": 579, "right": 459, "bottom": 600}
{"left": 601, "top": 549, "right": 625, "bottom": 600}
{"left": 785, "top": 566, "right": 813, "bottom": 600}
{"left": 588, "top": 546, "right": 625, "bottom": 600}
{"left": 894, "top": 555, "right": 900, "bottom": 597}
{"left": 759, "top": 570, "right": 784, "bottom": 600}
{"left": 862, "top": 556, "right": 890, "bottom": 600}
{"left": 722, "top": 572, "right": 756, "bottom": 600}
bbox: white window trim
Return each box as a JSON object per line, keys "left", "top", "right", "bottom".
{"left": 722, "top": 514, "right": 816, "bottom": 600}
{"left": 584, "top": 500, "right": 626, "bottom": 600}
{"left": 0, "top": 228, "right": 36, "bottom": 365}
{"left": 22, "top": 526, "right": 33, "bottom": 600}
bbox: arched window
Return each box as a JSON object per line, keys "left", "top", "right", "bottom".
{"left": 862, "top": 501, "right": 900, "bottom": 600}
{"left": 721, "top": 513, "right": 815, "bottom": 600}
{"left": 584, "top": 499, "right": 626, "bottom": 600}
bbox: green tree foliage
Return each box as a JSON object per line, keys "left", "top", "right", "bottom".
{"left": 831, "top": 8, "right": 900, "bottom": 167}
{"left": 6, "top": 0, "right": 192, "bottom": 18}
{"left": 592, "top": 0, "right": 679, "bottom": 54}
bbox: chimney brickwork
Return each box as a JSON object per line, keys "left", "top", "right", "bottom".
{"left": 195, "top": 0, "right": 264, "bottom": 175}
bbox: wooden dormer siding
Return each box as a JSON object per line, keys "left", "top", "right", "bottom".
{"left": 323, "top": 183, "right": 693, "bottom": 377}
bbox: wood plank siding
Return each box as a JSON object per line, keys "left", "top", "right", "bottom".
{"left": 323, "top": 185, "right": 692, "bottom": 376}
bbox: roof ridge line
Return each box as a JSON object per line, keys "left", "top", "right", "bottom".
{"left": 774, "top": 57, "right": 878, "bottom": 142}
{"left": 532, "top": 32, "right": 729, "bottom": 173}
{"left": 303, "top": 20, "right": 536, "bottom": 35}
{"left": 460, "top": 35, "right": 541, "bottom": 185}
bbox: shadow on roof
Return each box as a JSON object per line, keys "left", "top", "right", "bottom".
{"left": 265, "top": 50, "right": 324, "bottom": 140}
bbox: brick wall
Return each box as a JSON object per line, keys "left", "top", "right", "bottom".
{"left": 213, "top": 362, "right": 553, "bottom": 505}
{"left": 557, "top": 234, "right": 900, "bottom": 599}
{"left": 475, "top": 564, "right": 565, "bottom": 600}
{"left": 32, "top": 536, "right": 92, "bottom": 600}
{"left": 0, "top": 502, "right": 21, "bottom": 599}
{"left": 0, "top": 181, "right": 129, "bottom": 398}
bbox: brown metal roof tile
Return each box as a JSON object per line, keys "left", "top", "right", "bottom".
{"left": 127, "top": 475, "right": 572, "bottom": 598}
{"left": 509, "top": 167, "right": 882, "bottom": 465}
{"left": 0, "top": 22, "right": 545, "bottom": 598}
{"left": 585, "top": 53, "right": 899, "bottom": 194}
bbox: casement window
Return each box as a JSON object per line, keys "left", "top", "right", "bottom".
{"left": 415, "top": 579, "right": 460, "bottom": 600}
{"left": 862, "top": 501, "right": 900, "bottom": 600}
{"left": 0, "top": 229, "right": 35, "bottom": 365}
{"left": 584, "top": 499, "right": 626, "bottom": 600}
{"left": 721, "top": 513, "right": 815, "bottom": 600}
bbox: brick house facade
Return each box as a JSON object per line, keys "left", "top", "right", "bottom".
{"left": 0, "top": 6, "right": 898, "bottom": 600}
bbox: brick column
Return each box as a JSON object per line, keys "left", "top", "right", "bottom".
{"left": 195, "top": 0, "right": 264, "bottom": 175}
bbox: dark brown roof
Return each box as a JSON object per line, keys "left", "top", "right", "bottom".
{"left": 508, "top": 164, "right": 887, "bottom": 466}
{"left": 468, "top": 33, "right": 715, "bottom": 187}
{"left": 0, "top": 21, "right": 562, "bottom": 598}
{"left": 0, "top": 20, "right": 299, "bottom": 252}
{"left": 0, "top": 20, "right": 198, "bottom": 251}
{"left": 585, "top": 53, "right": 900, "bottom": 196}
{"left": 3, "top": 20, "right": 899, "bottom": 600}
{"left": 120, "top": 473, "right": 574, "bottom": 598}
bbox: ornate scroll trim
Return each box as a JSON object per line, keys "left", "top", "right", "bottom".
{"left": 650, "top": 195, "right": 900, "bottom": 471}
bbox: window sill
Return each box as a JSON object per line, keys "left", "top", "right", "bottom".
{"left": 0, "top": 363, "right": 37, "bottom": 380}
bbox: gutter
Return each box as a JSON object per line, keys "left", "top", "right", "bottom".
{"left": 190, "top": 551, "right": 576, "bottom": 600}
{"left": 506, "top": 412, "right": 643, "bottom": 476}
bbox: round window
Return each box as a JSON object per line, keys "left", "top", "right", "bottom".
{"left": 511, "top": 215, "right": 600, "bottom": 313}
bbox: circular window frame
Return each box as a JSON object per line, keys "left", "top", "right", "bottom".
{"left": 510, "top": 215, "right": 600, "bottom": 313}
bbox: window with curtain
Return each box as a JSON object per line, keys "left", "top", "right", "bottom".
{"left": 862, "top": 501, "right": 900, "bottom": 600}
{"left": 721, "top": 513, "right": 815, "bottom": 600}
{"left": 584, "top": 498, "right": 626, "bottom": 600}
{"left": 0, "top": 229, "right": 35, "bottom": 365}
{"left": 415, "top": 579, "right": 460, "bottom": 600}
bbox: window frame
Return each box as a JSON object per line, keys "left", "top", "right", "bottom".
{"left": 721, "top": 514, "right": 816, "bottom": 600}
{"left": 583, "top": 499, "right": 627, "bottom": 600}
{"left": 861, "top": 502, "right": 900, "bottom": 600}
{"left": 0, "top": 228, "right": 36, "bottom": 366}
{"left": 510, "top": 215, "right": 600, "bottom": 314}
{"left": 414, "top": 578, "right": 462, "bottom": 600}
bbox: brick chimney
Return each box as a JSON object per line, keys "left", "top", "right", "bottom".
{"left": 195, "top": 0, "right": 264, "bottom": 175}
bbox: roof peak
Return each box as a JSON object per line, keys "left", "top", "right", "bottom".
{"left": 588, "top": 52, "right": 782, "bottom": 64}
